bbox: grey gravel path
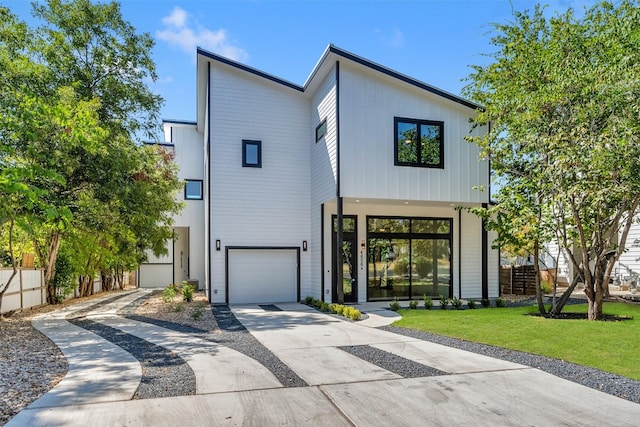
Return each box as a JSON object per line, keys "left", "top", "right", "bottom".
{"left": 338, "top": 345, "right": 448, "bottom": 378}
{"left": 69, "top": 318, "right": 196, "bottom": 399}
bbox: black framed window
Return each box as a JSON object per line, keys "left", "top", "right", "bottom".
{"left": 394, "top": 117, "right": 444, "bottom": 168}
{"left": 242, "top": 140, "right": 262, "bottom": 168}
{"left": 367, "top": 216, "right": 452, "bottom": 301}
{"left": 316, "top": 119, "right": 327, "bottom": 142}
{"left": 184, "top": 179, "right": 203, "bottom": 200}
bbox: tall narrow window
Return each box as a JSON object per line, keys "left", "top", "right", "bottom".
{"left": 184, "top": 179, "right": 203, "bottom": 200}
{"left": 242, "top": 140, "right": 262, "bottom": 168}
{"left": 394, "top": 117, "right": 444, "bottom": 168}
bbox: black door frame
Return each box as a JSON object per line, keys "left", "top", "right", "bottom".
{"left": 332, "top": 215, "right": 358, "bottom": 303}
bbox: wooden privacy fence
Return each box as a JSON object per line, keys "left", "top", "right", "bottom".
{"left": 501, "top": 265, "right": 539, "bottom": 295}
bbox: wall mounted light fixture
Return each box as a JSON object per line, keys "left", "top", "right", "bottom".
{"left": 215, "top": 240, "right": 221, "bottom": 251}
{"left": 303, "top": 240, "right": 308, "bottom": 251}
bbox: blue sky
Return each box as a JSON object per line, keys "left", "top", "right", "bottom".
{"left": 5, "top": 0, "right": 596, "bottom": 131}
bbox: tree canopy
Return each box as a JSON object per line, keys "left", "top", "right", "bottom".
{"left": 463, "top": 0, "right": 640, "bottom": 320}
{"left": 0, "top": 1, "right": 183, "bottom": 307}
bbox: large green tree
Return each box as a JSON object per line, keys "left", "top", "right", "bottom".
{"left": 463, "top": 1, "right": 640, "bottom": 320}
{"left": 1, "top": 1, "right": 182, "bottom": 306}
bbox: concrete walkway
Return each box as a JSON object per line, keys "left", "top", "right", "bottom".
{"left": 8, "top": 294, "right": 640, "bottom": 426}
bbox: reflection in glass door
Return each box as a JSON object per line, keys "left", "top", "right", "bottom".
{"left": 332, "top": 216, "right": 357, "bottom": 303}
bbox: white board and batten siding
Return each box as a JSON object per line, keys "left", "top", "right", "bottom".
{"left": 208, "top": 62, "right": 311, "bottom": 303}
{"left": 338, "top": 64, "right": 488, "bottom": 204}
{"left": 310, "top": 67, "right": 338, "bottom": 299}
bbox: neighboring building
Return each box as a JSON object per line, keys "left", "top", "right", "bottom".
{"left": 138, "top": 120, "right": 205, "bottom": 290}
{"left": 140, "top": 44, "right": 499, "bottom": 304}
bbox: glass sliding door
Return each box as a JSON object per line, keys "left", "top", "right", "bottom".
{"left": 367, "top": 216, "right": 452, "bottom": 301}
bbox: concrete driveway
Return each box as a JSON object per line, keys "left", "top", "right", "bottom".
{"left": 8, "top": 295, "right": 640, "bottom": 426}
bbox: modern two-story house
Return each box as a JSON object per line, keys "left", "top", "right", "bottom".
{"left": 141, "top": 45, "right": 499, "bottom": 304}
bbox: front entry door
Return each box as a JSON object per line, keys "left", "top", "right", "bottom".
{"left": 332, "top": 216, "right": 357, "bottom": 303}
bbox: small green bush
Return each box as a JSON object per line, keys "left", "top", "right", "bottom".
{"left": 320, "top": 302, "right": 331, "bottom": 312}
{"left": 343, "top": 306, "right": 362, "bottom": 320}
{"left": 495, "top": 297, "right": 506, "bottom": 308}
{"left": 451, "top": 296, "right": 463, "bottom": 310}
{"left": 334, "top": 304, "right": 345, "bottom": 316}
{"left": 191, "top": 305, "right": 204, "bottom": 320}
{"left": 540, "top": 281, "right": 552, "bottom": 294}
{"left": 182, "top": 282, "right": 195, "bottom": 302}
{"left": 389, "top": 297, "right": 401, "bottom": 311}
{"left": 423, "top": 295, "right": 433, "bottom": 310}
{"left": 467, "top": 300, "right": 477, "bottom": 309}
{"left": 439, "top": 295, "right": 449, "bottom": 310}
{"left": 481, "top": 298, "right": 491, "bottom": 308}
{"left": 409, "top": 300, "right": 418, "bottom": 309}
{"left": 305, "top": 296, "right": 314, "bottom": 304}
{"left": 171, "top": 302, "right": 185, "bottom": 312}
{"left": 162, "top": 284, "right": 179, "bottom": 302}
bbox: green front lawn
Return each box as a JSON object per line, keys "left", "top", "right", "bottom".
{"left": 393, "top": 302, "right": 640, "bottom": 380}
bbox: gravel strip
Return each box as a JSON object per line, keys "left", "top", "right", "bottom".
{"left": 69, "top": 318, "right": 196, "bottom": 399}
{"left": 207, "top": 307, "right": 310, "bottom": 387}
{"left": 122, "top": 298, "right": 307, "bottom": 388}
{"left": 339, "top": 345, "right": 448, "bottom": 378}
{"left": 380, "top": 325, "right": 640, "bottom": 404}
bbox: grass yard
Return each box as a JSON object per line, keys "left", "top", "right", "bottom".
{"left": 393, "top": 302, "right": 640, "bottom": 380}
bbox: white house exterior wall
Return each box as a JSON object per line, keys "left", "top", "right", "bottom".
{"left": 208, "top": 63, "right": 311, "bottom": 303}
{"left": 338, "top": 64, "right": 488, "bottom": 204}
{"left": 164, "top": 122, "right": 206, "bottom": 288}
{"left": 310, "top": 66, "right": 338, "bottom": 299}
{"left": 616, "top": 218, "right": 640, "bottom": 280}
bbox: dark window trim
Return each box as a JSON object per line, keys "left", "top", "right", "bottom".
{"left": 242, "top": 140, "right": 262, "bottom": 168}
{"left": 316, "top": 119, "right": 327, "bottom": 142}
{"left": 184, "top": 179, "right": 203, "bottom": 200}
{"left": 394, "top": 117, "right": 444, "bottom": 169}
{"left": 365, "top": 215, "right": 453, "bottom": 301}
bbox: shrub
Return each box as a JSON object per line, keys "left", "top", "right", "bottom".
{"left": 191, "top": 305, "right": 204, "bottom": 320}
{"left": 162, "top": 284, "right": 179, "bottom": 303}
{"left": 540, "top": 281, "right": 552, "bottom": 294}
{"left": 171, "top": 302, "right": 185, "bottom": 312}
{"left": 423, "top": 295, "right": 433, "bottom": 310}
{"left": 305, "top": 295, "right": 314, "bottom": 304}
{"left": 389, "top": 297, "right": 401, "bottom": 311}
{"left": 343, "top": 306, "right": 362, "bottom": 321}
{"left": 182, "top": 282, "right": 195, "bottom": 302}
{"left": 439, "top": 295, "right": 449, "bottom": 310}
{"left": 495, "top": 297, "right": 506, "bottom": 308}
{"left": 467, "top": 300, "right": 477, "bottom": 309}
{"left": 409, "top": 300, "right": 418, "bottom": 309}
{"left": 451, "top": 296, "right": 463, "bottom": 310}
{"left": 481, "top": 298, "right": 491, "bottom": 308}
{"left": 320, "top": 302, "right": 331, "bottom": 312}
{"left": 334, "top": 304, "right": 345, "bottom": 316}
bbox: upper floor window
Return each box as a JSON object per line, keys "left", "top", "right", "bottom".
{"left": 394, "top": 117, "right": 444, "bottom": 168}
{"left": 184, "top": 179, "right": 203, "bottom": 200}
{"left": 242, "top": 140, "right": 262, "bottom": 168}
{"left": 316, "top": 119, "right": 327, "bottom": 142}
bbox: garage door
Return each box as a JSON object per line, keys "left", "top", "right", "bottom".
{"left": 228, "top": 249, "right": 299, "bottom": 304}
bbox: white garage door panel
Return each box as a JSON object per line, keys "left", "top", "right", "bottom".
{"left": 229, "top": 249, "right": 298, "bottom": 304}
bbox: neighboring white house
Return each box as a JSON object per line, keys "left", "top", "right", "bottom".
{"left": 138, "top": 120, "right": 206, "bottom": 290}
{"left": 140, "top": 44, "right": 499, "bottom": 304}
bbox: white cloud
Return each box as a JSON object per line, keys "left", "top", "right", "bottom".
{"left": 157, "top": 7, "right": 248, "bottom": 62}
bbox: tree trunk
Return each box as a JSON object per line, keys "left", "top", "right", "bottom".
{"left": 549, "top": 270, "right": 583, "bottom": 317}
{"left": 44, "top": 231, "right": 62, "bottom": 304}
{"left": 588, "top": 290, "right": 604, "bottom": 320}
{"left": 533, "top": 241, "right": 547, "bottom": 315}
